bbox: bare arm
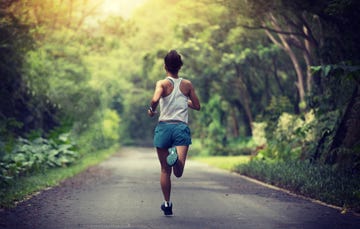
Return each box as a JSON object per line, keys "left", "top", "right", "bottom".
{"left": 148, "top": 81, "right": 164, "bottom": 117}
{"left": 188, "top": 84, "right": 201, "bottom": 111}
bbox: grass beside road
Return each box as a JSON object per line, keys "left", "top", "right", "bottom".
{"left": 0, "top": 145, "right": 118, "bottom": 208}
{"left": 191, "top": 155, "right": 251, "bottom": 171}
{"left": 193, "top": 155, "right": 360, "bottom": 214}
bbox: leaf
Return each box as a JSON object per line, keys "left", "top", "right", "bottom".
{"left": 341, "top": 207, "right": 347, "bottom": 214}
{"left": 58, "top": 133, "right": 70, "bottom": 143}
{"left": 63, "top": 150, "right": 76, "bottom": 157}
{"left": 33, "top": 137, "right": 48, "bottom": 145}
{"left": 58, "top": 144, "right": 73, "bottom": 152}
{"left": 17, "top": 138, "right": 30, "bottom": 145}
{"left": 59, "top": 157, "right": 70, "bottom": 165}
{"left": 310, "top": 66, "right": 322, "bottom": 74}
{"left": 323, "top": 65, "right": 332, "bottom": 77}
{"left": 13, "top": 153, "right": 26, "bottom": 162}
{"left": 48, "top": 149, "right": 60, "bottom": 157}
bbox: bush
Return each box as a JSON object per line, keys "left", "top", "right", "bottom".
{"left": 75, "top": 108, "right": 121, "bottom": 151}
{"left": 255, "top": 111, "right": 316, "bottom": 161}
{"left": 252, "top": 122, "right": 267, "bottom": 147}
{"left": 195, "top": 95, "right": 228, "bottom": 156}
{"left": 235, "top": 159, "right": 360, "bottom": 212}
{"left": 192, "top": 137, "right": 256, "bottom": 157}
{"left": 188, "top": 139, "right": 205, "bottom": 157}
{"left": 0, "top": 133, "right": 78, "bottom": 187}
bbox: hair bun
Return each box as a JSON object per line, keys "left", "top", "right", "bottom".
{"left": 164, "top": 50, "right": 183, "bottom": 74}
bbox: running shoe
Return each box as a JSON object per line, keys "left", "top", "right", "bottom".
{"left": 167, "top": 147, "right": 178, "bottom": 167}
{"left": 161, "top": 202, "right": 173, "bottom": 216}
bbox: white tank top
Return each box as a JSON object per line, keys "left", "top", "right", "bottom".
{"left": 159, "top": 77, "right": 189, "bottom": 123}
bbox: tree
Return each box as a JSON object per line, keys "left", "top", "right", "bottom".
{"left": 0, "top": 2, "right": 46, "bottom": 136}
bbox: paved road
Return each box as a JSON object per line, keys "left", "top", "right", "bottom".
{"left": 1, "top": 147, "right": 359, "bottom": 229}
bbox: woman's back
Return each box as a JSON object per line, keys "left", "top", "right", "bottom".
{"left": 159, "top": 77, "right": 189, "bottom": 123}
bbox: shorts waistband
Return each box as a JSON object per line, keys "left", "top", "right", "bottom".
{"left": 159, "top": 120, "right": 187, "bottom": 124}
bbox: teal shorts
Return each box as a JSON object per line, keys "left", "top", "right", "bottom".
{"left": 153, "top": 121, "right": 192, "bottom": 148}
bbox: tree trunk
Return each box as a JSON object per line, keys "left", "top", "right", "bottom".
{"left": 230, "top": 106, "right": 240, "bottom": 138}
{"left": 272, "top": 57, "right": 285, "bottom": 94}
{"left": 234, "top": 67, "right": 253, "bottom": 133}
{"left": 327, "top": 86, "right": 360, "bottom": 165}
{"left": 263, "top": 14, "right": 307, "bottom": 108}
{"left": 264, "top": 70, "right": 271, "bottom": 104}
{"left": 302, "top": 22, "right": 314, "bottom": 93}
{"left": 234, "top": 101, "right": 252, "bottom": 137}
{"left": 325, "top": 85, "right": 360, "bottom": 172}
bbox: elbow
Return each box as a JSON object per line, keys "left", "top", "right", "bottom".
{"left": 188, "top": 100, "right": 201, "bottom": 111}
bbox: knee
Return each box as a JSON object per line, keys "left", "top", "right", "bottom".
{"left": 161, "top": 166, "right": 171, "bottom": 176}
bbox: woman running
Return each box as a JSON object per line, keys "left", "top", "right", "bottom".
{"left": 148, "top": 50, "right": 201, "bottom": 216}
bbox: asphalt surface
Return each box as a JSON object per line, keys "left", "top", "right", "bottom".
{"left": 1, "top": 147, "right": 359, "bottom": 229}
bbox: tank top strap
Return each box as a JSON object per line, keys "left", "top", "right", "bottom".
{"left": 166, "top": 77, "right": 182, "bottom": 91}
{"left": 166, "top": 77, "right": 175, "bottom": 85}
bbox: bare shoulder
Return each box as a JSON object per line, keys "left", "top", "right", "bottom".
{"left": 156, "top": 79, "right": 168, "bottom": 87}
{"left": 180, "top": 78, "right": 194, "bottom": 95}
{"left": 181, "top": 79, "right": 194, "bottom": 88}
{"left": 157, "top": 79, "right": 166, "bottom": 84}
{"left": 181, "top": 78, "right": 192, "bottom": 84}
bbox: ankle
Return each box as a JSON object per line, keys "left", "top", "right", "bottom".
{"left": 164, "top": 201, "right": 172, "bottom": 207}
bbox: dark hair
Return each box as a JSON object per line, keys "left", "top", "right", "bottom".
{"left": 164, "top": 50, "right": 183, "bottom": 74}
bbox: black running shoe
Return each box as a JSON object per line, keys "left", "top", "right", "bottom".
{"left": 161, "top": 202, "right": 173, "bottom": 216}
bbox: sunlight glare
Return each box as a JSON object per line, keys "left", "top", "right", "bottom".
{"left": 100, "top": 0, "right": 148, "bottom": 19}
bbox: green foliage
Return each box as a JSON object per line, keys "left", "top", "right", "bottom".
{"left": 196, "top": 95, "right": 228, "bottom": 155}
{"left": 192, "top": 137, "right": 255, "bottom": 157}
{"left": 261, "top": 96, "right": 294, "bottom": 139}
{"left": 254, "top": 62, "right": 360, "bottom": 170}
{"left": 251, "top": 122, "right": 267, "bottom": 146}
{"left": 225, "top": 138, "right": 256, "bottom": 156}
{"left": 309, "top": 63, "right": 360, "bottom": 168}
{"left": 102, "top": 109, "right": 121, "bottom": 143}
{"left": 311, "top": 63, "right": 359, "bottom": 114}
{"left": 74, "top": 108, "right": 121, "bottom": 151}
{"left": 0, "top": 144, "right": 118, "bottom": 208}
{"left": 256, "top": 111, "right": 316, "bottom": 161}
{"left": 119, "top": 91, "right": 156, "bottom": 145}
{"left": 235, "top": 159, "right": 360, "bottom": 212}
{"left": 264, "top": 96, "right": 293, "bottom": 120}
{"left": 0, "top": 4, "right": 56, "bottom": 137}
{"left": 0, "top": 134, "right": 78, "bottom": 187}
{"left": 187, "top": 138, "right": 204, "bottom": 156}
{"left": 192, "top": 155, "right": 250, "bottom": 171}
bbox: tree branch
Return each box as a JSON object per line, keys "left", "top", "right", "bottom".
{"left": 300, "top": 12, "right": 319, "bottom": 47}
{"left": 263, "top": 27, "right": 284, "bottom": 50}
{"left": 241, "top": 24, "right": 306, "bottom": 37}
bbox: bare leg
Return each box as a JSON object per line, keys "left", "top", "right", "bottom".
{"left": 173, "top": 145, "right": 189, "bottom": 178}
{"left": 157, "top": 147, "right": 172, "bottom": 202}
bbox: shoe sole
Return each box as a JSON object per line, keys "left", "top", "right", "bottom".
{"left": 167, "top": 148, "right": 178, "bottom": 167}
{"left": 166, "top": 154, "right": 178, "bottom": 167}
